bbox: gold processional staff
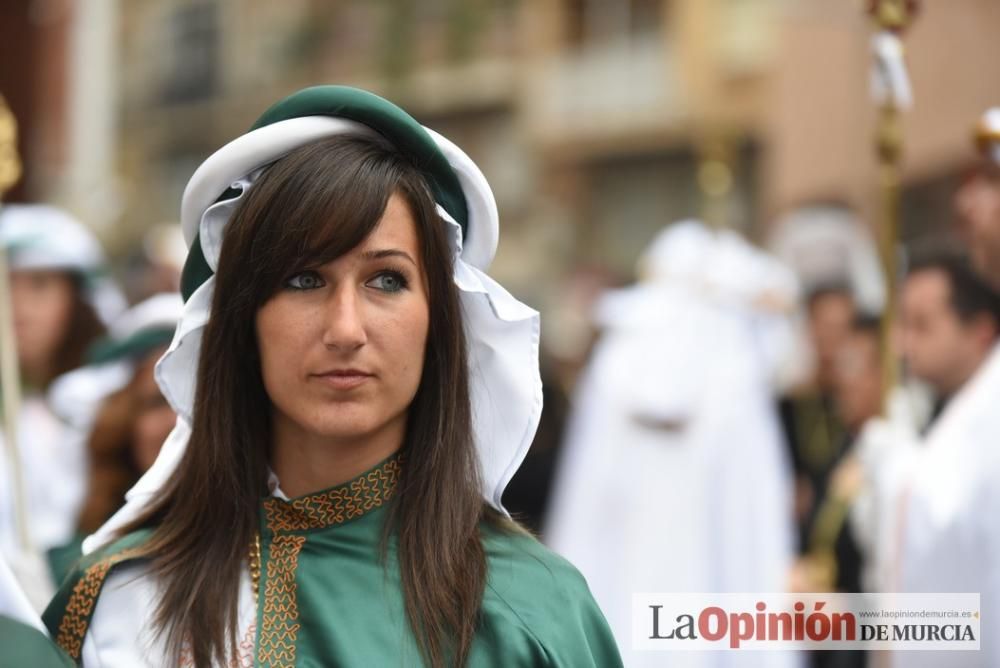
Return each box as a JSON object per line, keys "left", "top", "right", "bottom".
{"left": 803, "top": 0, "right": 919, "bottom": 591}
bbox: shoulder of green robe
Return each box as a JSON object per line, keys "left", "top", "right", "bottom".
{"left": 0, "top": 615, "right": 75, "bottom": 668}
{"left": 481, "top": 525, "right": 624, "bottom": 667}
{"left": 42, "top": 528, "right": 155, "bottom": 664}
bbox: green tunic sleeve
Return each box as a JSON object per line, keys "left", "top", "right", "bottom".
{"left": 479, "top": 527, "right": 624, "bottom": 667}
{"left": 0, "top": 615, "right": 75, "bottom": 668}
{"left": 41, "top": 529, "right": 153, "bottom": 664}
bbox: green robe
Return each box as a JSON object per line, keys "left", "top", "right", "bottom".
{"left": 44, "top": 454, "right": 623, "bottom": 667}
{"left": 0, "top": 615, "right": 74, "bottom": 668}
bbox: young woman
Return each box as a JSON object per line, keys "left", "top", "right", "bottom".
{"left": 44, "top": 86, "right": 622, "bottom": 667}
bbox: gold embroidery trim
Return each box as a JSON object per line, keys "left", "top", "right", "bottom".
{"left": 256, "top": 534, "right": 305, "bottom": 668}
{"left": 255, "top": 454, "right": 401, "bottom": 667}
{"left": 55, "top": 548, "right": 144, "bottom": 660}
{"left": 263, "top": 455, "right": 401, "bottom": 533}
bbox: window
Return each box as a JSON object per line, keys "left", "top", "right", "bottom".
{"left": 161, "top": 1, "right": 219, "bottom": 104}
{"left": 563, "top": 0, "right": 664, "bottom": 49}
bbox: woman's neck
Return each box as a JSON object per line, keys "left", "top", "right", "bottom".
{"left": 268, "top": 412, "right": 405, "bottom": 498}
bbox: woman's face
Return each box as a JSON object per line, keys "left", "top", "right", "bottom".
{"left": 255, "top": 192, "right": 430, "bottom": 448}
{"left": 11, "top": 269, "right": 76, "bottom": 383}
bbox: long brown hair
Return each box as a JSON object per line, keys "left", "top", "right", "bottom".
{"left": 121, "top": 133, "right": 498, "bottom": 666}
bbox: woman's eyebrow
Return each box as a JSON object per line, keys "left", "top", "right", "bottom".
{"left": 359, "top": 248, "right": 418, "bottom": 267}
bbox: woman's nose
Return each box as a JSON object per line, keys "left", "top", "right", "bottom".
{"left": 321, "top": 284, "right": 368, "bottom": 351}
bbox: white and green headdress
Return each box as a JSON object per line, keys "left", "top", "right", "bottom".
{"left": 85, "top": 86, "right": 542, "bottom": 552}
{"left": 0, "top": 204, "right": 125, "bottom": 325}
{"left": 48, "top": 293, "right": 183, "bottom": 431}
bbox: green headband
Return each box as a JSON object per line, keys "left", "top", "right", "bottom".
{"left": 180, "top": 85, "right": 469, "bottom": 301}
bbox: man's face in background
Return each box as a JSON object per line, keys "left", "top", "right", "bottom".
{"left": 833, "top": 327, "right": 882, "bottom": 432}
{"left": 899, "top": 268, "right": 987, "bottom": 399}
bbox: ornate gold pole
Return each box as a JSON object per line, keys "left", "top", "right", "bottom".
{"left": 0, "top": 94, "right": 31, "bottom": 553}
{"left": 796, "top": 1, "right": 919, "bottom": 592}
{"left": 868, "top": 0, "right": 918, "bottom": 412}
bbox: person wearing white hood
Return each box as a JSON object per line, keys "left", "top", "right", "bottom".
{"left": 0, "top": 205, "right": 125, "bottom": 605}
{"left": 43, "top": 292, "right": 183, "bottom": 585}
{"left": 42, "top": 86, "right": 622, "bottom": 668}
{"left": 545, "top": 221, "right": 799, "bottom": 668}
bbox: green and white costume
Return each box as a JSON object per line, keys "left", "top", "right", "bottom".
{"left": 43, "top": 86, "right": 622, "bottom": 667}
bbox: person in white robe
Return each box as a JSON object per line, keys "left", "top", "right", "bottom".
{"left": 853, "top": 247, "right": 1000, "bottom": 668}
{"left": 545, "top": 221, "right": 800, "bottom": 668}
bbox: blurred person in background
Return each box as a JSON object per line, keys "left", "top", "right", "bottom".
{"left": 898, "top": 248, "right": 999, "bottom": 427}
{"left": 833, "top": 316, "right": 885, "bottom": 447}
{"left": 881, "top": 246, "right": 1000, "bottom": 668}
{"left": 779, "top": 284, "right": 857, "bottom": 551}
{"left": 792, "top": 314, "right": 882, "bottom": 668}
{"left": 956, "top": 108, "right": 1000, "bottom": 289}
{"left": 45, "top": 293, "right": 182, "bottom": 583}
{"left": 504, "top": 266, "right": 624, "bottom": 534}
{"left": 0, "top": 205, "right": 124, "bottom": 607}
{"left": 546, "top": 221, "right": 798, "bottom": 668}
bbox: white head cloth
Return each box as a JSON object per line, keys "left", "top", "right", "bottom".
{"left": 48, "top": 293, "right": 184, "bottom": 431}
{"left": 768, "top": 205, "right": 886, "bottom": 314}
{"left": 83, "top": 117, "right": 541, "bottom": 554}
{"left": 0, "top": 204, "right": 126, "bottom": 325}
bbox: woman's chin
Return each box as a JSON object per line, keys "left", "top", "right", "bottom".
{"left": 304, "top": 412, "right": 396, "bottom": 446}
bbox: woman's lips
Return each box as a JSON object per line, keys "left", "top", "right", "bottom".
{"left": 312, "top": 371, "right": 374, "bottom": 390}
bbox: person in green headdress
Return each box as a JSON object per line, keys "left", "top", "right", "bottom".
{"left": 42, "top": 86, "right": 622, "bottom": 668}
{"left": 43, "top": 292, "right": 183, "bottom": 584}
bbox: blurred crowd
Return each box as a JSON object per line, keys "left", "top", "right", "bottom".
{"left": 501, "top": 110, "right": 1000, "bottom": 668}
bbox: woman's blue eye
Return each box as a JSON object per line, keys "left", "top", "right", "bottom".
{"left": 286, "top": 271, "right": 324, "bottom": 290}
{"left": 367, "top": 271, "right": 407, "bottom": 293}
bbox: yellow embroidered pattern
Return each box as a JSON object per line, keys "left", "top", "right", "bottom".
{"left": 55, "top": 548, "right": 144, "bottom": 660}
{"left": 263, "top": 456, "right": 402, "bottom": 533}
{"left": 256, "top": 455, "right": 401, "bottom": 667}
{"left": 256, "top": 535, "right": 305, "bottom": 668}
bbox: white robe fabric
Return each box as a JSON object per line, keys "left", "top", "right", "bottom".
{"left": 75, "top": 561, "right": 257, "bottom": 667}
{"left": 0, "top": 395, "right": 86, "bottom": 593}
{"left": 890, "top": 344, "right": 1000, "bottom": 668}
{"left": 545, "top": 226, "right": 799, "bottom": 668}
{"left": 78, "top": 472, "right": 295, "bottom": 666}
{"left": 849, "top": 384, "right": 929, "bottom": 595}
{"left": 0, "top": 396, "right": 82, "bottom": 554}
{"left": 0, "top": 551, "right": 46, "bottom": 634}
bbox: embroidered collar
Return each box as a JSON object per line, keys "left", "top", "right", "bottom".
{"left": 261, "top": 453, "right": 402, "bottom": 533}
